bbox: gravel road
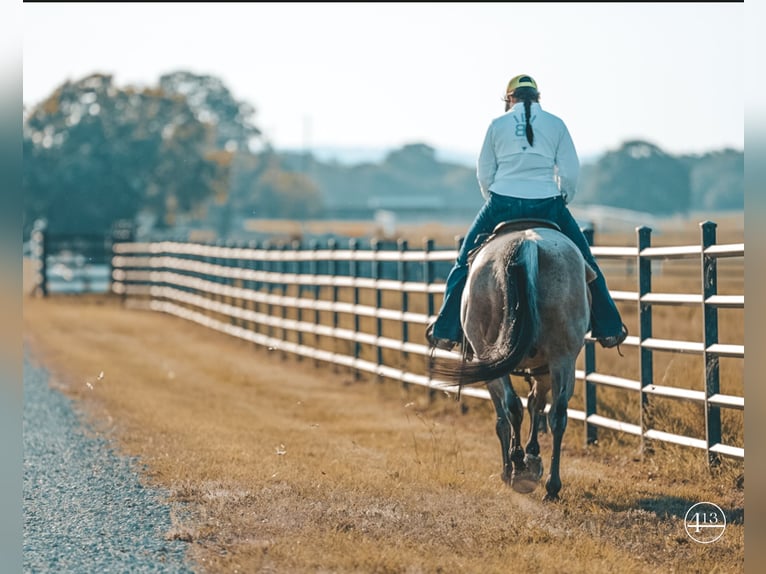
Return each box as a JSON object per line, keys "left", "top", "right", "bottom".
{"left": 23, "top": 348, "right": 195, "bottom": 573}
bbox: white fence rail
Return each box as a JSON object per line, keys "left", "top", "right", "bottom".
{"left": 111, "top": 221, "right": 744, "bottom": 464}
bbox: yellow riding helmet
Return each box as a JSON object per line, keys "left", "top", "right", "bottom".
{"left": 506, "top": 74, "right": 538, "bottom": 95}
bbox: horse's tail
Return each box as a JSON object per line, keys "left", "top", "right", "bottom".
{"left": 431, "top": 237, "right": 540, "bottom": 387}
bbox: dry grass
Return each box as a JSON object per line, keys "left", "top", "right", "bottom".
{"left": 23, "top": 293, "right": 744, "bottom": 574}
{"left": 22, "top": 217, "right": 744, "bottom": 572}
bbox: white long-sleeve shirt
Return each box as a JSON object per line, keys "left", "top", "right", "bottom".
{"left": 476, "top": 101, "right": 580, "bottom": 203}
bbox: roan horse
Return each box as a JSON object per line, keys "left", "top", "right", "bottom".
{"left": 429, "top": 221, "right": 596, "bottom": 501}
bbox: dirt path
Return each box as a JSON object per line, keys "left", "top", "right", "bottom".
{"left": 23, "top": 296, "right": 744, "bottom": 573}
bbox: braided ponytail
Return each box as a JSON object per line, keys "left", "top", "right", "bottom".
{"left": 523, "top": 99, "right": 534, "bottom": 147}
{"left": 511, "top": 86, "right": 540, "bottom": 147}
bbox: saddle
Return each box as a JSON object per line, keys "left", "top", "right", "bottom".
{"left": 467, "top": 218, "right": 561, "bottom": 265}
{"left": 490, "top": 218, "right": 560, "bottom": 236}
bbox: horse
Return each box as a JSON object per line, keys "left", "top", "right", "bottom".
{"left": 428, "top": 221, "right": 596, "bottom": 501}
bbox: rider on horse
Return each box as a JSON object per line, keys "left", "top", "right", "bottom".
{"left": 426, "top": 74, "right": 628, "bottom": 351}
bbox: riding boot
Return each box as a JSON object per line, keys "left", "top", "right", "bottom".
{"left": 587, "top": 274, "right": 627, "bottom": 343}
{"left": 429, "top": 262, "right": 469, "bottom": 344}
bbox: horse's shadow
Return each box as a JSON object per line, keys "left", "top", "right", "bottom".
{"left": 605, "top": 496, "right": 744, "bottom": 525}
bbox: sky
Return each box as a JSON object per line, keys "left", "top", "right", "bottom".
{"left": 22, "top": 2, "right": 743, "bottom": 163}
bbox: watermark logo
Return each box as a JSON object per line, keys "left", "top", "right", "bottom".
{"left": 684, "top": 502, "right": 726, "bottom": 544}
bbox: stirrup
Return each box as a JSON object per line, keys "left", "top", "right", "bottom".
{"left": 425, "top": 321, "right": 458, "bottom": 351}
{"left": 432, "top": 338, "right": 457, "bottom": 351}
{"left": 598, "top": 323, "right": 628, "bottom": 349}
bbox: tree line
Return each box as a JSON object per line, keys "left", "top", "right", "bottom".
{"left": 23, "top": 71, "right": 743, "bottom": 239}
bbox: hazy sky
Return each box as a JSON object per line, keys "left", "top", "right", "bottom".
{"left": 23, "top": 3, "right": 743, "bottom": 161}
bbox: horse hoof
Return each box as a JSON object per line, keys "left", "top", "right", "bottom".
{"left": 524, "top": 454, "right": 544, "bottom": 480}
{"left": 543, "top": 492, "right": 560, "bottom": 503}
{"left": 511, "top": 470, "right": 539, "bottom": 494}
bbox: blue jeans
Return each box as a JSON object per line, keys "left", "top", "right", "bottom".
{"left": 430, "top": 193, "right": 624, "bottom": 341}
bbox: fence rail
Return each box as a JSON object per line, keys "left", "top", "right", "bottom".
{"left": 106, "top": 221, "right": 744, "bottom": 464}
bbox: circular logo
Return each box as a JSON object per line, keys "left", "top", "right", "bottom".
{"left": 684, "top": 502, "right": 726, "bottom": 544}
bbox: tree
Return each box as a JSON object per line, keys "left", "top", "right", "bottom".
{"left": 280, "top": 142, "right": 481, "bottom": 216}
{"left": 681, "top": 149, "right": 743, "bottom": 211}
{"left": 578, "top": 140, "right": 691, "bottom": 215}
{"left": 230, "top": 150, "right": 324, "bottom": 220}
{"left": 159, "top": 70, "right": 261, "bottom": 152}
{"left": 23, "top": 73, "right": 230, "bottom": 236}
{"left": 383, "top": 143, "right": 442, "bottom": 177}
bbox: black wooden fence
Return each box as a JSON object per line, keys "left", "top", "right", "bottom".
{"left": 108, "top": 221, "right": 744, "bottom": 465}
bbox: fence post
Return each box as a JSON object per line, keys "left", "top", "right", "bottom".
{"left": 398, "top": 238, "right": 410, "bottom": 388}
{"left": 423, "top": 238, "right": 436, "bottom": 325}
{"left": 109, "top": 222, "right": 134, "bottom": 302}
{"left": 292, "top": 238, "right": 304, "bottom": 361}
{"left": 700, "top": 220, "right": 722, "bottom": 467}
{"left": 309, "top": 239, "right": 320, "bottom": 366}
{"left": 372, "top": 238, "right": 384, "bottom": 381}
{"left": 212, "top": 239, "right": 225, "bottom": 316}
{"left": 637, "top": 226, "right": 654, "bottom": 456}
{"left": 582, "top": 227, "right": 598, "bottom": 446}
{"left": 349, "top": 238, "right": 361, "bottom": 381}
{"left": 236, "top": 240, "right": 249, "bottom": 330}
{"left": 252, "top": 240, "right": 263, "bottom": 293}
{"left": 149, "top": 236, "right": 160, "bottom": 303}
{"left": 247, "top": 240, "right": 260, "bottom": 336}
{"left": 423, "top": 238, "right": 436, "bottom": 399}
{"left": 263, "top": 240, "right": 275, "bottom": 346}
{"left": 255, "top": 239, "right": 266, "bottom": 337}
{"left": 31, "top": 221, "right": 48, "bottom": 297}
{"left": 327, "top": 238, "right": 340, "bottom": 374}
{"left": 225, "top": 239, "right": 239, "bottom": 327}
{"left": 279, "top": 242, "right": 290, "bottom": 361}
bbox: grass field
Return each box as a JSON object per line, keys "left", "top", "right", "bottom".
{"left": 22, "top": 216, "right": 744, "bottom": 573}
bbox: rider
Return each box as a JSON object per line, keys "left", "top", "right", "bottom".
{"left": 426, "top": 74, "right": 628, "bottom": 351}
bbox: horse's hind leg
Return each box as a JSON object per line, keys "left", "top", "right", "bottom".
{"left": 524, "top": 399, "right": 545, "bottom": 490}
{"left": 544, "top": 363, "right": 575, "bottom": 502}
{"left": 522, "top": 390, "right": 546, "bottom": 485}
{"left": 486, "top": 377, "right": 523, "bottom": 485}
{"left": 525, "top": 389, "right": 543, "bottom": 457}
{"left": 544, "top": 394, "right": 567, "bottom": 501}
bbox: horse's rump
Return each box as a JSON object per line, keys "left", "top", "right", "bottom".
{"left": 430, "top": 227, "right": 590, "bottom": 388}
